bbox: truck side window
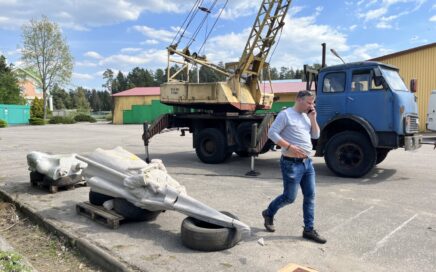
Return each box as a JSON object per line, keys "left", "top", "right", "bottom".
{"left": 352, "top": 72, "right": 370, "bottom": 91}
{"left": 323, "top": 73, "right": 345, "bottom": 93}
{"left": 352, "top": 70, "right": 383, "bottom": 91}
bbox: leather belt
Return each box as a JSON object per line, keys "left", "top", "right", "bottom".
{"left": 281, "top": 156, "right": 308, "bottom": 163}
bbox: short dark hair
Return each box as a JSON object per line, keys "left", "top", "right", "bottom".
{"left": 297, "top": 90, "right": 314, "bottom": 98}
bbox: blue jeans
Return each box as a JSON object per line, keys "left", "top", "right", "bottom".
{"left": 266, "top": 157, "right": 316, "bottom": 231}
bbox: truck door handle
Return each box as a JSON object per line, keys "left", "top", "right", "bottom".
{"left": 347, "top": 97, "right": 354, "bottom": 101}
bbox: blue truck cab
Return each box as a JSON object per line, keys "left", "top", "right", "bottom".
{"left": 312, "top": 61, "right": 422, "bottom": 177}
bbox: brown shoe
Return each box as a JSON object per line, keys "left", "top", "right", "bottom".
{"left": 262, "top": 210, "right": 275, "bottom": 232}
{"left": 302, "top": 229, "right": 327, "bottom": 244}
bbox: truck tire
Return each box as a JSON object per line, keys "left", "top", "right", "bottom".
{"left": 113, "top": 198, "right": 161, "bottom": 222}
{"left": 235, "top": 122, "right": 254, "bottom": 157}
{"left": 376, "top": 148, "right": 390, "bottom": 165}
{"left": 324, "top": 131, "right": 376, "bottom": 177}
{"left": 89, "top": 191, "right": 114, "bottom": 206}
{"left": 181, "top": 211, "right": 242, "bottom": 252}
{"left": 195, "top": 128, "right": 227, "bottom": 164}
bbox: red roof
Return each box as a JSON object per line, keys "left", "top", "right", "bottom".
{"left": 112, "top": 82, "right": 312, "bottom": 97}
{"left": 112, "top": 87, "right": 160, "bottom": 97}
{"left": 260, "top": 81, "right": 312, "bottom": 94}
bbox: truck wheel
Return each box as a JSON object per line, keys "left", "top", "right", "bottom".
{"left": 113, "top": 198, "right": 161, "bottom": 222}
{"left": 89, "top": 191, "right": 114, "bottom": 206}
{"left": 325, "top": 131, "right": 376, "bottom": 177}
{"left": 195, "top": 128, "right": 227, "bottom": 164}
{"left": 180, "top": 211, "right": 242, "bottom": 252}
{"left": 235, "top": 122, "right": 253, "bottom": 157}
{"left": 376, "top": 148, "right": 390, "bottom": 165}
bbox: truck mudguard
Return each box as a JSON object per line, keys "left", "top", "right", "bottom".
{"left": 322, "top": 114, "right": 379, "bottom": 147}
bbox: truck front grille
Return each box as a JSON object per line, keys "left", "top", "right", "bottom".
{"left": 404, "top": 114, "right": 419, "bottom": 133}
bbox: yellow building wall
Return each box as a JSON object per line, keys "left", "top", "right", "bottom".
{"left": 373, "top": 45, "right": 436, "bottom": 131}
{"left": 113, "top": 95, "right": 160, "bottom": 124}
{"left": 275, "top": 93, "right": 297, "bottom": 103}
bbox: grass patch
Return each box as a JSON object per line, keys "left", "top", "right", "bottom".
{"left": 0, "top": 251, "right": 31, "bottom": 272}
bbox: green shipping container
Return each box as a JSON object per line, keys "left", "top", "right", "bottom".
{"left": 0, "top": 104, "right": 30, "bottom": 125}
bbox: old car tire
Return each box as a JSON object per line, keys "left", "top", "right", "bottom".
{"left": 89, "top": 191, "right": 114, "bottom": 206}
{"left": 324, "top": 131, "right": 376, "bottom": 178}
{"left": 113, "top": 198, "right": 161, "bottom": 222}
{"left": 180, "top": 211, "right": 242, "bottom": 252}
{"left": 195, "top": 128, "right": 227, "bottom": 164}
{"left": 376, "top": 148, "right": 390, "bottom": 165}
{"left": 42, "top": 175, "right": 81, "bottom": 187}
{"left": 30, "top": 171, "right": 44, "bottom": 186}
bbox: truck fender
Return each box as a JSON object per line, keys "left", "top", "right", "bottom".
{"left": 318, "top": 115, "right": 378, "bottom": 153}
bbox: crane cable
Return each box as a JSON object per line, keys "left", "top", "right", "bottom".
{"left": 198, "top": 0, "right": 228, "bottom": 55}
{"left": 171, "top": 0, "right": 204, "bottom": 46}
{"left": 186, "top": 0, "right": 218, "bottom": 49}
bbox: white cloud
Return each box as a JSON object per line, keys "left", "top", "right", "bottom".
{"left": 141, "top": 40, "right": 159, "bottom": 45}
{"left": 133, "top": 25, "right": 175, "bottom": 43}
{"left": 76, "top": 60, "right": 97, "bottom": 67}
{"left": 348, "top": 43, "right": 393, "bottom": 61}
{"left": 0, "top": 0, "right": 195, "bottom": 30}
{"left": 430, "top": 15, "right": 436, "bottom": 22}
{"left": 72, "top": 72, "right": 93, "bottom": 80}
{"left": 99, "top": 49, "right": 167, "bottom": 69}
{"left": 219, "top": 2, "right": 258, "bottom": 20}
{"left": 195, "top": 6, "right": 350, "bottom": 69}
{"left": 349, "top": 24, "right": 358, "bottom": 31}
{"left": 84, "top": 51, "right": 103, "bottom": 59}
{"left": 410, "top": 35, "right": 428, "bottom": 43}
{"left": 357, "top": 0, "right": 426, "bottom": 29}
{"left": 120, "top": 47, "right": 142, "bottom": 53}
{"left": 359, "top": 7, "right": 388, "bottom": 21}
{"left": 376, "top": 21, "right": 393, "bottom": 29}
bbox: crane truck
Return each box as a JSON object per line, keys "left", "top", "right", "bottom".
{"left": 142, "top": 0, "right": 422, "bottom": 178}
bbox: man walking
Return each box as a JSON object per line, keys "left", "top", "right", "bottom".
{"left": 262, "top": 90, "right": 326, "bottom": 244}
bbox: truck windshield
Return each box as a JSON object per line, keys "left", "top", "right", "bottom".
{"left": 380, "top": 67, "right": 408, "bottom": 91}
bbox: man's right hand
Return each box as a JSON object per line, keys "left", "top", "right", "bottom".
{"left": 288, "top": 144, "right": 307, "bottom": 158}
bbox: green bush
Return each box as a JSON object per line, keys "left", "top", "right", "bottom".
{"left": 49, "top": 116, "right": 76, "bottom": 124}
{"left": 105, "top": 113, "right": 113, "bottom": 121}
{"left": 0, "top": 119, "right": 7, "bottom": 128}
{"left": 30, "top": 97, "right": 44, "bottom": 118}
{"left": 74, "top": 113, "right": 96, "bottom": 123}
{"left": 29, "top": 117, "right": 46, "bottom": 125}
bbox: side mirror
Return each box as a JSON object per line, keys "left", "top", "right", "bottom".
{"left": 410, "top": 79, "right": 418, "bottom": 93}
{"left": 372, "top": 68, "right": 384, "bottom": 88}
{"left": 374, "top": 76, "right": 384, "bottom": 87}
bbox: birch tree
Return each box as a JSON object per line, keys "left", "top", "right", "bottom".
{"left": 21, "top": 16, "right": 73, "bottom": 119}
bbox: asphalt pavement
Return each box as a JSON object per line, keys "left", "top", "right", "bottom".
{"left": 0, "top": 122, "right": 435, "bottom": 272}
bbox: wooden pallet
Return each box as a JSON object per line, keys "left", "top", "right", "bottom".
{"left": 76, "top": 202, "right": 124, "bottom": 229}
{"left": 31, "top": 179, "right": 87, "bottom": 193}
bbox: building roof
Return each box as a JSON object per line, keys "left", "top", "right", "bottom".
{"left": 112, "top": 87, "right": 160, "bottom": 97}
{"left": 113, "top": 82, "right": 311, "bottom": 97}
{"left": 370, "top": 42, "right": 436, "bottom": 61}
{"left": 260, "top": 81, "right": 312, "bottom": 94}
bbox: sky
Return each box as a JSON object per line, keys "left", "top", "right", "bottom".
{"left": 0, "top": 0, "right": 435, "bottom": 91}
